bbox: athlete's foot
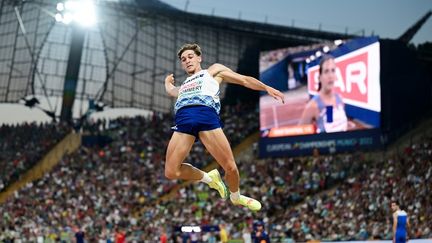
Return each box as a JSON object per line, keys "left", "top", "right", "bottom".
{"left": 207, "top": 169, "right": 228, "bottom": 199}
{"left": 231, "top": 195, "right": 262, "bottom": 211}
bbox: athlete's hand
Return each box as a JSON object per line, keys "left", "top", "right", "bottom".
{"left": 165, "top": 74, "right": 175, "bottom": 86}
{"left": 165, "top": 74, "right": 179, "bottom": 97}
{"left": 265, "top": 86, "right": 285, "bottom": 104}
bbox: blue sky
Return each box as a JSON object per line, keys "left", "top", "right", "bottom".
{"left": 159, "top": 0, "right": 432, "bottom": 45}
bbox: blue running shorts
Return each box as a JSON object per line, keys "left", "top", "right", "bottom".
{"left": 172, "top": 105, "right": 223, "bottom": 138}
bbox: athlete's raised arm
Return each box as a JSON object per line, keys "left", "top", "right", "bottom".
{"left": 208, "top": 63, "right": 284, "bottom": 104}
{"left": 164, "top": 73, "right": 179, "bottom": 97}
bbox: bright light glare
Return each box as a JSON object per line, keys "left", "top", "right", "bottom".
{"left": 65, "top": 1, "right": 79, "bottom": 11}
{"left": 323, "top": 46, "right": 330, "bottom": 53}
{"left": 56, "top": 3, "right": 64, "bottom": 11}
{"left": 55, "top": 13, "right": 63, "bottom": 22}
{"left": 59, "top": 0, "right": 97, "bottom": 26}
{"left": 315, "top": 51, "right": 322, "bottom": 58}
{"left": 334, "top": 39, "right": 343, "bottom": 46}
{"left": 63, "top": 12, "right": 73, "bottom": 24}
{"left": 73, "top": 1, "right": 96, "bottom": 26}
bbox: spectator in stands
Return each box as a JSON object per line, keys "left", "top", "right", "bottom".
{"left": 219, "top": 224, "right": 229, "bottom": 243}
{"left": 252, "top": 221, "right": 270, "bottom": 243}
{"left": 0, "top": 109, "right": 431, "bottom": 242}
{"left": 75, "top": 227, "right": 85, "bottom": 243}
{"left": 0, "top": 122, "right": 69, "bottom": 191}
{"left": 160, "top": 227, "right": 168, "bottom": 243}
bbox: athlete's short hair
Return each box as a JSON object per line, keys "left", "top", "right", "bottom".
{"left": 177, "top": 43, "right": 202, "bottom": 59}
{"left": 391, "top": 200, "right": 403, "bottom": 209}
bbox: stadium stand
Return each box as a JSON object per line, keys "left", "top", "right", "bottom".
{"left": 0, "top": 123, "right": 70, "bottom": 192}
{"left": 1, "top": 106, "right": 430, "bottom": 242}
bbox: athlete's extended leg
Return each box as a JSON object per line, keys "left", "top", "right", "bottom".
{"left": 165, "top": 132, "right": 202, "bottom": 180}
{"left": 199, "top": 128, "right": 238, "bottom": 190}
{"left": 199, "top": 128, "right": 261, "bottom": 211}
{"left": 165, "top": 131, "right": 228, "bottom": 199}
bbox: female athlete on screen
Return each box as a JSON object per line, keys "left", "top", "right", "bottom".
{"left": 298, "top": 55, "right": 348, "bottom": 133}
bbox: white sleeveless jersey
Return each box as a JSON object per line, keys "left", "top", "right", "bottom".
{"left": 313, "top": 94, "right": 348, "bottom": 133}
{"left": 320, "top": 104, "right": 348, "bottom": 133}
{"left": 174, "top": 70, "right": 221, "bottom": 114}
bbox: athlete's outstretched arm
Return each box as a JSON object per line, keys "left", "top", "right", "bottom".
{"left": 208, "top": 63, "right": 284, "bottom": 103}
{"left": 165, "top": 74, "right": 179, "bottom": 97}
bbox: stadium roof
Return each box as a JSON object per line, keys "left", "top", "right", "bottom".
{"left": 0, "top": 0, "right": 358, "bottom": 119}
{"left": 121, "top": 0, "right": 356, "bottom": 43}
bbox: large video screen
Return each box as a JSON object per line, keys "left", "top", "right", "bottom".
{"left": 259, "top": 37, "right": 382, "bottom": 157}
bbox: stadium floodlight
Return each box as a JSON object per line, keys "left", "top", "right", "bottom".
{"left": 64, "top": 0, "right": 79, "bottom": 10}
{"left": 305, "top": 58, "right": 310, "bottom": 63}
{"left": 315, "top": 51, "right": 322, "bottom": 58}
{"left": 55, "top": 0, "right": 97, "bottom": 27}
{"left": 310, "top": 55, "right": 316, "bottom": 61}
{"left": 334, "top": 39, "right": 343, "bottom": 46}
{"left": 63, "top": 12, "right": 73, "bottom": 25}
{"left": 56, "top": 2, "right": 64, "bottom": 11}
{"left": 55, "top": 13, "right": 63, "bottom": 22}
{"left": 323, "top": 45, "right": 330, "bottom": 53}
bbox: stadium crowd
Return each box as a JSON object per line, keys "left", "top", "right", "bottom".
{"left": 0, "top": 122, "right": 70, "bottom": 192}
{"left": 141, "top": 151, "right": 366, "bottom": 242}
{"left": 279, "top": 138, "right": 432, "bottom": 242}
{"left": 0, "top": 106, "right": 431, "bottom": 242}
{"left": 0, "top": 105, "right": 259, "bottom": 241}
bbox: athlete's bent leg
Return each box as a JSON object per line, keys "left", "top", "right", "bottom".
{"left": 199, "top": 128, "right": 239, "bottom": 190}
{"left": 199, "top": 128, "right": 261, "bottom": 211}
{"left": 165, "top": 132, "right": 203, "bottom": 180}
{"left": 165, "top": 131, "right": 228, "bottom": 199}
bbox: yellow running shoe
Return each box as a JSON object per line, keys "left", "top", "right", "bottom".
{"left": 207, "top": 169, "right": 228, "bottom": 199}
{"left": 232, "top": 195, "right": 262, "bottom": 211}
